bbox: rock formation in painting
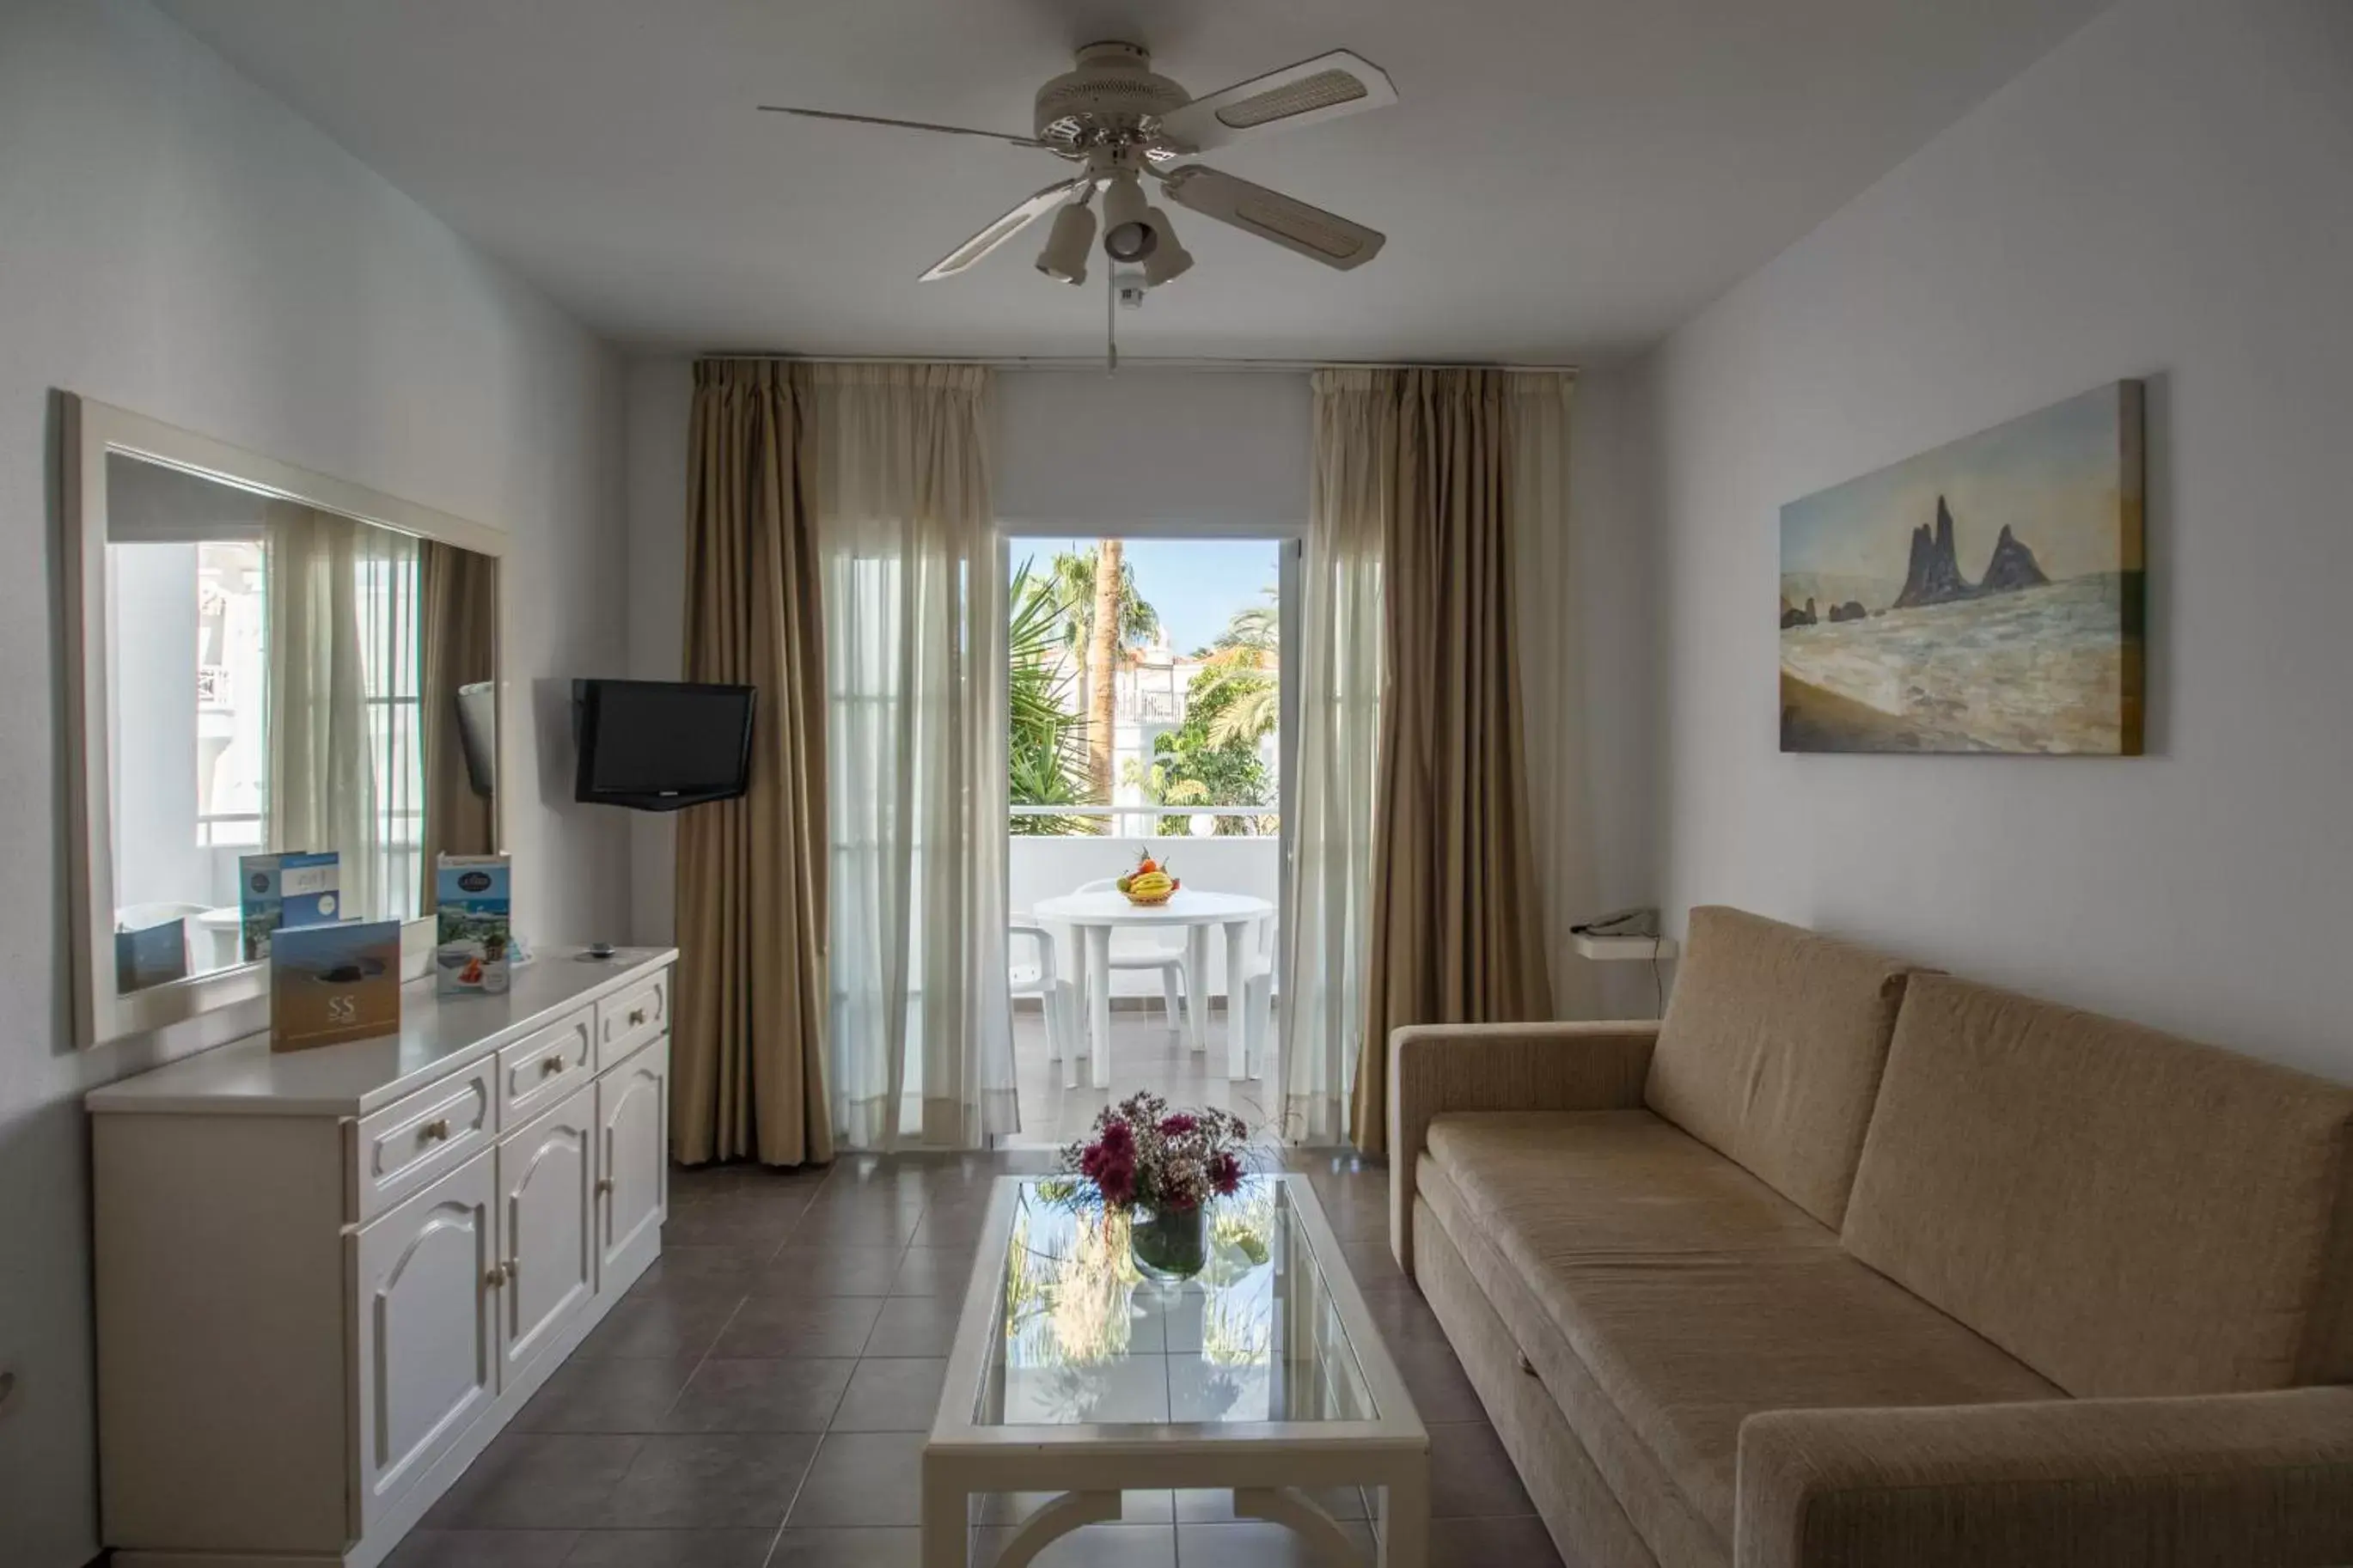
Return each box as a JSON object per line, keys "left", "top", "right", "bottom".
{"left": 1781, "top": 596, "right": 1818, "bottom": 629}
{"left": 1828, "top": 601, "right": 1867, "bottom": 622}
{"left": 1892, "top": 497, "right": 1976, "bottom": 607}
{"left": 1977, "top": 524, "right": 2050, "bottom": 593}
{"left": 1892, "top": 497, "right": 2052, "bottom": 608}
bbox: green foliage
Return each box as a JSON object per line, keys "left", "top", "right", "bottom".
{"left": 1008, "top": 558, "right": 1090, "bottom": 835}
{"left": 1048, "top": 546, "right": 1161, "bottom": 653}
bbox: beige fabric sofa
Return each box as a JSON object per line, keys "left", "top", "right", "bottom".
{"left": 1389, "top": 906, "right": 2353, "bottom": 1567}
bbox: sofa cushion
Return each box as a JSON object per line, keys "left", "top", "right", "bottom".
{"left": 1843, "top": 972, "right": 2353, "bottom": 1399}
{"left": 1423, "top": 1112, "right": 2057, "bottom": 1543}
{"left": 1643, "top": 906, "right": 1916, "bottom": 1229}
{"left": 1425, "top": 1109, "right": 1840, "bottom": 1262}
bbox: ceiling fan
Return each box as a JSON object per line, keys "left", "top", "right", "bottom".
{"left": 761, "top": 41, "right": 1397, "bottom": 290}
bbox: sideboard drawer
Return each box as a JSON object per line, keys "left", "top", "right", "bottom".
{"left": 498, "top": 1004, "right": 595, "bottom": 1128}
{"left": 596, "top": 969, "right": 669, "bottom": 1071}
{"left": 353, "top": 1062, "right": 496, "bottom": 1222}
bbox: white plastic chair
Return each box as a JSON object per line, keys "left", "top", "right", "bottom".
{"left": 1238, "top": 914, "right": 1280, "bottom": 1082}
{"left": 1075, "top": 877, "right": 1194, "bottom": 1034}
{"left": 1010, "top": 919, "right": 1082, "bottom": 1090}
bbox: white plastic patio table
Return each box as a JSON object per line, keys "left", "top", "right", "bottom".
{"left": 1030, "top": 888, "right": 1273, "bottom": 1085}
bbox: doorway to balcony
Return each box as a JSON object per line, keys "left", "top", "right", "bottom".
{"left": 1005, "top": 534, "right": 1293, "bottom": 1147}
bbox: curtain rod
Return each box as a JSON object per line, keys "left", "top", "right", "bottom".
{"left": 699, "top": 351, "right": 1580, "bottom": 375}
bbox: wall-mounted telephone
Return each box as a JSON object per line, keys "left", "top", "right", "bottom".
{"left": 1571, "top": 907, "right": 1659, "bottom": 939}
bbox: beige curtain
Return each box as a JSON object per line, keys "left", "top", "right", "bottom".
{"left": 1350, "top": 369, "right": 1556, "bottom": 1154}
{"left": 265, "top": 502, "right": 381, "bottom": 917}
{"left": 673, "top": 358, "right": 833, "bottom": 1166}
{"left": 419, "top": 540, "right": 498, "bottom": 914}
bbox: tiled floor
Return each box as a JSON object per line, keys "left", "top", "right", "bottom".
{"left": 1008, "top": 1005, "right": 1279, "bottom": 1147}
{"left": 398, "top": 1150, "right": 1564, "bottom": 1568}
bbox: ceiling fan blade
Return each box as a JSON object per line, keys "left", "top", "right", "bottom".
{"left": 921, "top": 176, "right": 1092, "bottom": 281}
{"left": 1152, "top": 49, "right": 1397, "bottom": 155}
{"left": 759, "top": 105, "right": 1047, "bottom": 150}
{"left": 1158, "top": 165, "right": 1385, "bottom": 271}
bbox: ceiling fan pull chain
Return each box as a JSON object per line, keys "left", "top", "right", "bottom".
{"left": 1106, "top": 261, "right": 1118, "bottom": 375}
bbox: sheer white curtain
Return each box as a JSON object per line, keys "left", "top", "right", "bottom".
{"left": 266, "top": 503, "right": 419, "bottom": 923}
{"left": 803, "top": 363, "right": 1016, "bottom": 1150}
{"left": 1280, "top": 371, "right": 1390, "bottom": 1144}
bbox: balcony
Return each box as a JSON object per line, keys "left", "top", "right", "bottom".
{"left": 1008, "top": 808, "right": 1280, "bottom": 1144}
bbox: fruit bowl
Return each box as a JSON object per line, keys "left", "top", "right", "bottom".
{"left": 1115, "top": 853, "right": 1179, "bottom": 907}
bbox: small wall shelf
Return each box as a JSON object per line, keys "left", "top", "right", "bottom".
{"left": 1572, "top": 932, "right": 1678, "bottom": 962}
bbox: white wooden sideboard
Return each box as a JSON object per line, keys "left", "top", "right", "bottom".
{"left": 86, "top": 946, "right": 678, "bottom": 1568}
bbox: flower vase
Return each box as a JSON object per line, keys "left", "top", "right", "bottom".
{"left": 1130, "top": 1203, "right": 1207, "bottom": 1279}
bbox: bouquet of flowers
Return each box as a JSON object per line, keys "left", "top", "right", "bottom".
{"left": 1061, "top": 1090, "right": 1248, "bottom": 1216}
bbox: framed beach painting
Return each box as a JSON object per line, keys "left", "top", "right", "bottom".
{"left": 1779, "top": 381, "right": 2144, "bottom": 754}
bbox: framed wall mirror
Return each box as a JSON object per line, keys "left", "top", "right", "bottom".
{"left": 61, "top": 395, "right": 507, "bottom": 1048}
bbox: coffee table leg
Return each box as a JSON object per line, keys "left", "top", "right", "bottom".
{"left": 920, "top": 1456, "right": 965, "bottom": 1568}
{"left": 1377, "top": 1467, "right": 1428, "bottom": 1568}
{"left": 1085, "top": 925, "right": 1112, "bottom": 1089}
{"left": 1185, "top": 924, "right": 1211, "bottom": 1053}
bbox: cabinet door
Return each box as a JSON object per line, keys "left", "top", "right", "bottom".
{"left": 350, "top": 1155, "right": 497, "bottom": 1532}
{"left": 498, "top": 1085, "right": 596, "bottom": 1382}
{"left": 597, "top": 1039, "right": 669, "bottom": 1287}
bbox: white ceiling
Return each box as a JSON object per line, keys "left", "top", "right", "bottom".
{"left": 160, "top": 0, "right": 2107, "bottom": 363}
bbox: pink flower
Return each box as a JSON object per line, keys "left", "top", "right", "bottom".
{"left": 1159, "top": 1113, "right": 1198, "bottom": 1137}
{"left": 1209, "top": 1152, "right": 1243, "bottom": 1196}
{"left": 1097, "top": 1120, "right": 1134, "bottom": 1157}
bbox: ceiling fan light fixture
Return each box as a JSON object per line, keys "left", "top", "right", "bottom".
{"left": 1141, "top": 207, "right": 1193, "bottom": 286}
{"left": 1100, "top": 173, "right": 1158, "bottom": 263}
{"left": 1035, "top": 198, "right": 1096, "bottom": 284}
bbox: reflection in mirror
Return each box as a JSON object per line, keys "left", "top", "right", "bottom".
{"left": 103, "top": 453, "right": 498, "bottom": 994}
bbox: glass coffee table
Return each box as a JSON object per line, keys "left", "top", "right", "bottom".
{"left": 925, "top": 1174, "right": 1429, "bottom": 1568}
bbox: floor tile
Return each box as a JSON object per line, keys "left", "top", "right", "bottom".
{"left": 573, "top": 1295, "right": 741, "bottom": 1361}
{"left": 909, "top": 1206, "right": 992, "bottom": 1250}
{"left": 1388, "top": 1339, "right": 1488, "bottom": 1424}
{"left": 1335, "top": 1238, "right": 1407, "bottom": 1284}
{"left": 661, "top": 1194, "right": 805, "bottom": 1248}
{"left": 889, "top": 1246, "right": 973, "bottom": 1297}
{"left": 831, "top": 1358, "right": 948, "bottom": 1431}
{"left": 863, "top": 1294, "right": 963, "bottom": 1357}
{"left": 514, "top": 1357, "right": 702, "bottom": 1433}
{"left": 629, "top": 1245, "right": 777, "bottom": 1298}
{"left": 764, "top": 1528, "right": 922, "bottom": 1568}
{"left": 1176, "top": 1520, "right": 1378, "bottom": 1566}
{"left": 1428, "top": 1422, "right": 1536, "bottom": 1518}
{"left": 663, "top": 1357, "right": 856, "bottom": 1432}
{"left": 754, "top": 1245, "right": 906, "bottom": 1297}
{"left": 712, "top": 1295, "right": 886, "bottom": 1358}
{"left": 969, "top": 1522, "right": 1175, "bottom": 1567}
{"left": 427, "top": 1434, "right": 643, "bottom": 1528}
{"left": 382, "top": 1528, "right": 578, "bottom": 1566}
{"left": 785, "top": 1431, "right": 926, "bottom": 1528}
{"left": 560, "top": 1528, "right": 777, "bottom": 1566}
{"left": 592, "top": 1432, "right": 822, "bottom": 1528}
{"left": 1423, "top": 1513, "right": 1563, "bottom": 1568}
{"left": 794, "top": 1204, "right": 924, "bottom": 1247}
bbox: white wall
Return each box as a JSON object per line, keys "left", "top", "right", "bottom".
{"left": 1639, "top": 0, "right": 2353, "bottom": 1077}
{"left": 0, "top": 4, "right": 630, "bottom": 1563}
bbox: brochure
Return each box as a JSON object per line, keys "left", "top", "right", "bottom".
{"left": 435, "top": 854, "right": 513, "bottom": 996}
{"left": 114, "top": 917, "right": 189, "bottom": 992}
{"left": 238, "top": 850, "right": 341, "bottom": 962}
{"left": 270, "top": 918, "right": 400, "bottom": 1052}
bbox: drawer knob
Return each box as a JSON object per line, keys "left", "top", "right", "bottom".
{"left": 628, "top": 1008, "right": 648, "bottom": 1027}
{"left": 596, "top": 1176, "right": 615, "bottom": 1196}
{"left": 420, "top": 1119, "right": 451, "bottom": 1142}
{"left": 485, "top": 1264, "right": 507, "bottom": 1288}
{"left": 541, "top": 1055, "right": 565, "bottom": 1075}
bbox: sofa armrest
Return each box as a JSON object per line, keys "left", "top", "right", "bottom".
{"left": 1387, "top": 1021, "right": 1659, "bottom": 1274}
{"left": 1736, "top": 1388, "right": 2353, "bottom": 1568}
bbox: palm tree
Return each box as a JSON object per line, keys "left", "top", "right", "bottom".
{"left": 1008, "top": 558, "right": 1087, "bottom": 834}
{"left": 1195, "top": 588, "right": 1280, "bottom": 750}
{"left": 1049, "top": 543, "right": 1160, "bottom": 826}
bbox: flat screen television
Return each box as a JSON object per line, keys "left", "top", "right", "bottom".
{"left": 572, "top": 679, "right": 755, "bottom": 812}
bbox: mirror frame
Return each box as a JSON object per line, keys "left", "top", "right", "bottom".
{"left": 60, "top": 393, "right": 510, "bottom": 1049}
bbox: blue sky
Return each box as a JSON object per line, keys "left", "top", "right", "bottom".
{"left": 1012, "top": 536, "right": 1280, "bottom": 654}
